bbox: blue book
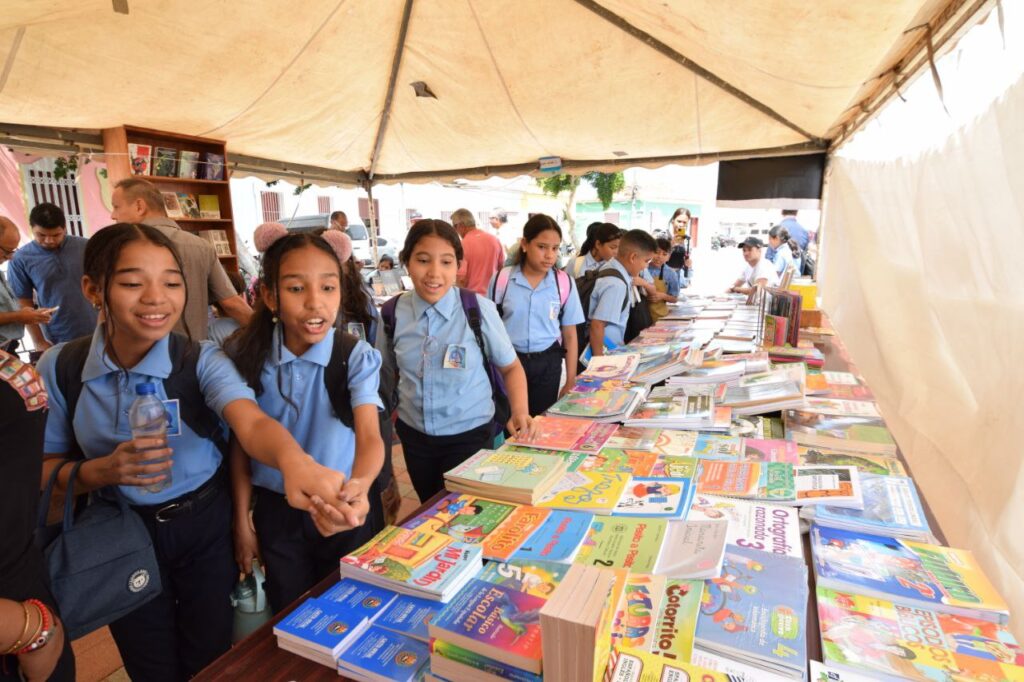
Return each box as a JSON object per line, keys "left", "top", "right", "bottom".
{"left": 273, "top": 596, "right": 369, "bottom": 658}
{"left": 808, "top": 473, "right": 933, "bottom": 541}
{"left": 373, "top": 593, "right": 439, "bottom": 642}
{"left": 320, "top": 578, "right": 398, "bottom": 618}
{"left": 695, "top": 543, "right": 808, "bottom": 676}
{"left": 336, "top": 625, "right": 429, "bottom": 682}
{"left": 510, "top": 509, "right": 592, "bottom": 562}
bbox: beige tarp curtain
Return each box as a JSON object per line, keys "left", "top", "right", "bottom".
{"left": 0, "top": 0, "right": 946, "bottom": 178}
{"left": 821, "top": 72, "right": 1024, "bottom": 640}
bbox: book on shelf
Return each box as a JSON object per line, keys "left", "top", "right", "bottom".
{"left": 200, "top": 151, "right": 225, "bottom": 180}
{"left": 811, "top": 524, "right": 1010, "bottom": 624}
{"left": 652, "top": 519, "right": 729, "bottom": 580}
{"left": 509, "top": 416, "right": 617, "bottom": 454}
{"left": 177, "top": 149, "right": 200, "bottom": 178}
{"left": 197, "top": 229, "right": 232, "bottom": 257}
{"left": 197, "top": 194, "right": 221, "bottom": 219}
{"left": 797, "top": 446, "right": 907, "bottom": 476}
{"left": 510, "top": 509, "right": 593, "bottom": 563}
{"left": 801, "top": 473, "right": 935, "bottom": 542}
{"left": 574, "top": 517, "right": 667, "bottom": 573}
{"left": 442, "top": 449, "right": 569, "bottom": 505}
{"left": 336, "top": 625, "right": 430, "bottom": 681}
{"left": 176, "top": 192, "right": 201, "bottom": 218}
{"left": 611, "top": 477, "right": 694, "bottom": 519}
{"left": 161, "top": 192, "right": 183, "bottom": 219}
{"left": 537, "top": 471, "right": 630, "bottom": 515}
{"left": 428, "top": 578, "right": 546, "bottom": 674}
{"left": 686, "top": 494, "right": 803, "bottom": 559}
{"left": 152, "top": 146, "right": 178, "bottom": 176}
{"left": 339, "top": 525, "right": 482, "bottom": 602}
{"left": 784, "top": 409, "right": 897, "bottom": 455}
{"left": 817, "top": 586, "right": 1024, "bottom": 681}
{"left": 694, "top": 543, "right": 808, "bottom": 679}
{"left": 127, "top": 143, "right": 151, "bottom": 175}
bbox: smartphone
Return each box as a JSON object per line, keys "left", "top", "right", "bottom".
{"left": 41, "top": 306, "right": 59, "bottom": 314}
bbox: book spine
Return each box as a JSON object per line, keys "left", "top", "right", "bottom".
{"left": 431, "top": 640, "right": 542, "bottom": 682}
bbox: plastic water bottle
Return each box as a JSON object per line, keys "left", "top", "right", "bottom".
{"left": 129, "top": 382, "right": 171, "bottom": 494}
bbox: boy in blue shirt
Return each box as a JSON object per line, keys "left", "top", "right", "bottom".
{"left": 588, "top": 229, "right": 656, "bottom": 357}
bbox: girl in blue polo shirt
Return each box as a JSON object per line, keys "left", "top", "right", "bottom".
{"left": 567, "top": 222, "right": 621, "bottom": 277}
{"left": 225, "top": 232, "right": 385, "bottom": 613}
{"left": 377, "top": 220, "right": 533, "bottom": 502}
{"left": 488, "top": 214, "right": 585, "bottom": 416}
{"left": 35, "top": 223, "right": 351, "bottom": 682}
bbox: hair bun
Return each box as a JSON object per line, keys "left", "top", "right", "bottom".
{"left": 254, "top": 222, "right": 288, "bottom": 253}
{"left": 321, "top": 229, "right": 353, "bottom": 263}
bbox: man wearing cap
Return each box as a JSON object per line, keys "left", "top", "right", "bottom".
{"left": 728, "top": 236, "right": 779, "bottom": 295}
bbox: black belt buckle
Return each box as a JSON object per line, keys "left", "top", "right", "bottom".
{"left": 155, "top": 502, "right": 184, "bottom": 523}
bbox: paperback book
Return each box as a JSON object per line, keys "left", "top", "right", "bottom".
{"left": 693, "top": 434, "right": 743, "bottom": 460}
{"left": 612, "top": 575, "right": 703, "bottom": 662}
{"left": 793, "top": 464, "right": 863, "bottom": 508}
{"left": 161, "top": 192, "right": 183, "bottom": 219}
{"left": 336, "top": 625, "right": 430, "bottom": 682}
{"left": 443, "top": 449, "right": 568, "bottom": 505}
{"left": 784, "top": 410, "right": 897, "bottom": 455}
{"left": 607, "top": 647, "right": 733, "bottom": 682}
{"left": 803, "top": 397, "right": 881, "bottom": 418}
{"left": 648, "top": 455, "right": 699, "bottom": 479}
{"left": 537, "top": 471, "right": 629, "bottom": 515}
{"left": 653, "top": 519, "right": 729, "bottom": 579}
{"left": 687, "top": 494, "right": 802, "bottom": 559}
{"left": 510, "top": 416, "right": 617, "bottom": 454}
{"left": 177, "top": 150, "right": 200, "bottom": 178}
{"left": 798, "top": 446, "right": 907, "bottom": 476}
{"left": 604, "top": 426, "right": 661, "bottom": 451}
{"left": 574, "top": 517, "right": 667, "bottom": 573}
{"left": 742, "top": 438, "right": 799, "bottom": 464}
{"left": 430, "top": 638, "right": 542, "bottom": 682}
{"left": 802, "top": 473, "right": 934, "bottom": 542}
{"left": 650, "top": 429, "right": 699, "bottom": 457}
{"left": 274, "top": 595, "right": 373, "bottom": 665}
{"left": 510, "top": 509, "right": 593, "bottom": 563}
{"left": 152, "top": 146, "right": 178, "bottom": 176}
{"left": 372, "top": 593, "right": 439, "bottom": 642}
{"left": 579, "top": 449, "right": 658, "bottom": 476}
{"left": 546, "top": 387, "right": 643, "bottom": 421}
{"left": 127, "top": 143, "right": 151, "bottom": 175}
{"left": 612, "top": 477, "right": 693, "bottom": 519}
{"left": 478, "top": 559, "right": 569, "bottom": 599}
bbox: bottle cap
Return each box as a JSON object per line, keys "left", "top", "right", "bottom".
{"left": 135, "top": 382, "right": 157, "bottom": 396}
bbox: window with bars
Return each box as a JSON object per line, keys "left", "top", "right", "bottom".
{"left": 357, "top": 198, "right": 380, "bottom": 224}
{"left": 23, "top": 158, "right": 85, "bottom": 236}
{"left": 317, "top": 195, "right": 332, "bottom": 214}
{"left": 261, "top": 191, "right": 282, "bottom": 223}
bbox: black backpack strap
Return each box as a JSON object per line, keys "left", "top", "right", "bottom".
{"left": 458, "top": 288, "right": 488, "bottom": 360}
{"left": 163, "top": 334, "right": 226, "bottom": 451}
{"left": 596, "top": 268, "right": 630, "bottom": 311}
{"left": 323, "top": 330, "right": 361, "bottom": 429}
{"left": 53, "top": 336, "right": 93, "bottom": 461}
{"left": 381, "top": 294, "right": 400, "bottom": 360}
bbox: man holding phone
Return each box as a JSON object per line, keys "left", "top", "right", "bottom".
{"left": 7, "top": 203, "right": 97, "bottom": 351}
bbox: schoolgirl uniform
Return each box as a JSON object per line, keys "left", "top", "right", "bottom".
{"left": 771, "top": 242, "right": 799, "bottom": 277}
{"left": 487, "top": 265, "right": 584, "bottom": 416}
{"left": 36, "top": 328, "right": 253, "bottom": 682}
{"left": 567, "top": 251, "right": 600, "bottom": 278}
{"left": 377, "top": 287, "right": 516, "bottom": 502}
{"left": 248, "top": 326, "right": 384, "bottom": 612}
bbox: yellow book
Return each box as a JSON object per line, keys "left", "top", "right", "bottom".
{"left": 537, "top": 472, "right": 629, "bottom": 515}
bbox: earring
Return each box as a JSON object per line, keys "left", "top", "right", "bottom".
{"left": 93, "top": 302, "right": 101, "bottom": 310}
{"left": 270, "top": 310, "right": 278, "bottom": 324}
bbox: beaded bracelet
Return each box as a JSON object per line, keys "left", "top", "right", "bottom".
{"left": 1, "top": 601, "right": 32, "bottom": 655}
{"left": 14, "top": 600, "right": 53, "bottom": 655}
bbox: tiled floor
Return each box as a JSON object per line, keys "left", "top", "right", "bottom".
{"left": 81, "top": 444, "right": 421, "bottom": 682}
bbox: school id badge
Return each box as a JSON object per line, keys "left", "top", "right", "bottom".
{"left": 443, "top": 344, "right": 467, "bottom": 370}
{"left": 549, "top": 301, "right": 560, "bottom": 320}
{"left": 346, "top": 322, "right": 366, "bottom": 341}
{"left": 161, "top": 399, "right": 183, "bottom": 437}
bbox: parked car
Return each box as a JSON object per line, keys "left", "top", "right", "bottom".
{"left": 346, "top": 220, "right": 398, "bottom": 268}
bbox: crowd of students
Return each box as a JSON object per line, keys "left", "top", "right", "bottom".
{"left": 1, "top": 208, "right": 692, "bottom": 681}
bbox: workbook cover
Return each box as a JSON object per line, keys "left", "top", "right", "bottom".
{"left": 612, "top": 477, "right": 693, "bottom": 518}
{"left": 273, "top": 596, "right": 369, "bottom": 657}
{"left": 479, "top": 559, "right": 569, "bottom": 599}
{"left": 798, "top": 446, "right": 907, "bottom": 476}
{"left": 606, "top": 427, "right": 661, "bottom": 451}
{"left": 510, "top": 416, "right": 617, "bottom": 453}
{"left": 372, "top": 593, "right": 439, "bottom": 642}
{"left": 687, "top": 494, "right": 803, "bottom": 559}
{"left": 613, "top": 576, "right": 703, "bottom": 662}
{"left": 482, "top": 505, "right": 551, "bottom": 562}
{"left": 607, "top": 647, "right": 733, "bottom": 682}
{"left": 574, "top": 517, "right": 667, "bottom": 573}
{"left": 497, "top": 444, "right": 589, "bottom": 472}
{"left": 693, "top": 433, "right": 744, "bottom": 460}
{"left": 648, "top": 455, "right": 699, "bottom": 479}
{"left": 444, "top": 449, "right": 568, "bottom": 495}
{"left": 403, "top": 492, "right": 516, "bottom": 545}
{"left": 810, "top": 473, "right": 932, "bottom": 540}
{"left": 319, "top": 578, "right": 397, "bottom": 616}
{"left": 336, "top": 625, "right": 429, "bottom": 681}
{"left": 547, "top": 388, "right": 638, "bottom": 419}
{"left": 537, "top": 471, "right": 629, "bottom": 515}
{"left": 742, "top": 438, "right": 799, "bottom": 464}
{"left": 579, "top": 449, "right": 658, "bottom": 476}
{"left": 511, "top": 509, "right": 593, "bottom": 563}
{"left": 650, "top": 428, "right": 698, "bottom": 456}
{"left": 697, "top": 460, "right": 760, "bottom": 498}
{"left": 784, "top": 410, "right": 897, "bottom": 455}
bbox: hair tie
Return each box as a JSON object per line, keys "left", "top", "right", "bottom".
{"left": 321, "top": 230, "right": 353, "bottom": 264}
{"left": 253, "top": 222, "right": 288, "bottom": 253}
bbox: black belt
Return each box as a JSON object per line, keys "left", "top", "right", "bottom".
{"left": 131, "top": 465, "right": 225, "bottom": 523}
{"left": 517, "top": 342, "right": 563, "bottom": 360}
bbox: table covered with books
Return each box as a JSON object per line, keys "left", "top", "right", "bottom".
{"left": 196, "top": 294, "right": 1021, "bottom": 682}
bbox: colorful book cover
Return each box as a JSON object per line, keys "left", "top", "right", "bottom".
{"left": 497, "top": 444, "right": 588, "bottom": 472}
{"left": 402, "top": 492, "right": 516, "bottom": 545}
{"left": 693, "top": 433, "right": 743, "bottom": 460}
{"left": 812, "top": 525, "right": 1009, "bottom": 623}
{"left": 612, "top": 573, "right": 667, "bottom": 652}
{"left": 697, "top": 461, "right": 760, "bottom": 498}
{"left": 537, "top": 471, "right": 629, "bottom": 515}
{"left": 511, "top": 509, "right": 593, "bottom": 563}
{"left": 176, "top": 192, "right": 200, "bottom": 218}
{"left": 372, "top": 593, "right": 439, "bottom": 642}
{"left": 823, "top": 381, "right": 875, "bottom": 401}
{"left": 445, "top": 449, "right": 567, "bottom": 493}
{"left": 510, "top": 416, "right": 617, "bottom": 453}
{"left": 594, "top": 569, "right": 630, "bottom": 682}
{"left": 482, "top": 505, "right": 550, "bottom": 561}
{"left": 431, "top": 639, "right": 542, "bottom": 682}
{"left": 687, "top": 494, "right": 803, "bottom": 559}
{"left": 547, "top": 388, "right": 637, "bottom": 418}
{"left": 742, "top": 438, "right": 799, "bottom": 464}
{"left": 818, "top": 587, "right": 1024, "bottom": 680}
{"left": 619, "top": 578, "right": 703, "bottom": 661}
{"left": 648, "top": 455, "right": 699, "bottom": 479}
{"left": 336, "top": 625, "right": 429, "bottom": 681}
{"left": 580, "top": 353, "right": 640, "bottom": 381}
{"left": 160, "top": 192, "right": 183, "bottom": 219}
{"left": 197, "top": 194, "right": 221, "bottom": 219}
{"left": 152, "top": 146, "right": 177, "bottom": 176}
{"left": 579, "top": 449, "right": 658, "bottom": 476}
{"left": 320, "top": 578, "right": 397, "bottom": 616}
{"left": 127, "top": 143, "right": 151, "bottom": 175}
{"left": 273, "top": 596, "right": 368, "bottom": 656}
{"left": 574, "top": 517, "right": 667, "bottom": 573}
{"left": 479, "top": 559, "right": 569, "bottom": 599}
{"left": 798, "top": 446, "right": 907, "bottom": 476}
{"left": 794, "top": 464, "right": 860, "bottom": 504}
{"left": 344, "top": 525, "right": 452, "bottom": 570}
{"left": 177, "top": 149, "right": 200, "bottom": 178}
{"left": 200, "top": 151, "right": 225, "bottom": 180}
{"left": 650, "top": 429, "right": 698, "bottom": 457}
{"left": 428, "top": 579, "right": 545, "bottom": 670}
{"left": 606, "top": 427, "right": 661, "bottom": 451}
{"left": 608, "top": 647, "right": 732, "bottom": 682}
{"left": 811, "top": 473, "right": 932, "bottom": 538}
{"left": 805, "top": 369, "right": 830, "bottom": 395}
{"left": 757, "top": 462, "right": 796, "bottom": 502}
{"left": 755, "top": 416, "right": 787, "bottom": 440}
{"left": 612, "top": 477, "right": 693, "bottom": 518}
{"left": 784, "top": 410, "right": 896, "bottom": 454}
{"left": 804, "top": 397, "right": 881, "bottom": 418}
{"left": 695, "top": 543, "right": 808, "bottom": 674}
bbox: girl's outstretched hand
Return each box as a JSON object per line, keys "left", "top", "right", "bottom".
{"left": 280, "top": 457, "right": 346, "bottom": 513}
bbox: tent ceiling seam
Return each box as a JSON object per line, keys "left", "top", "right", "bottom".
{"left": 693, "top": 72, "right": 703, "bottom": 158}
{"left": 198, "top": 0, "right": 350, "bottom": 138}
{"left": 573, "top": 0, "right": 824, "bottom": 145}
{"left": 0, "top": 27, "right": 26, "bottom": 97}
{"left": 465, "top": 0, "right": 550, "bottom": 156}
{"left": 367, "top": 0, "right": 415, "bottom": 179}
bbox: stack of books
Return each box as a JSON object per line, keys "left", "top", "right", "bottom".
{"left": 801, "top": 473, "right": 935, "bottom": 542}
{"left": 443, "top": 449, "right": 569, "bottom": 505}
{"left": 625, "top": 387, "right": 731, "bottom": 430}
{"left": 784, "top": 409, "right": 897, "bottom": 455}
{"left": 509, "top": 416, "right": 618, "bottom": 454}
{"left": 546, "top": 386, "right": 646, "bottom": 422}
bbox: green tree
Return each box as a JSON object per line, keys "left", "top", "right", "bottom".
{"left": 536, "top": 171, "right": 625, "bottom": 248}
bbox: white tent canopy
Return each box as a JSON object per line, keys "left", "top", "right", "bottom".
{"left": 0, "top": 0, "right": 969, "bottom": 181}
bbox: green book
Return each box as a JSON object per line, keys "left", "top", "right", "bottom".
{"left": 443, "top": 449, "right": 568, "bottom": 504}
{"left": 574, "top": 517, "right": 667, "bottom": 573}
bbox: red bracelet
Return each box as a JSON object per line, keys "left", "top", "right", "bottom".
{"left": 14, "top": 600, "right": 53, "bottom": 655}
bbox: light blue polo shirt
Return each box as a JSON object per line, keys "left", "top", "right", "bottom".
{"left": 249, "top": 326, "right": 382, "bottom": 494}
{"left": 588, "top": 258, "right": 632, "bottom": 347}
{"left": 567, "top": 252, "right": 599, "bottom": 278}
{"left": 377, "top": 287, "right": 517, "bottom": 436}
{"left": 7, "top": 237, "right": 97, "bottom": 343}
{"left": 0, "top": 268, "right": 24, "bottom": 345}
{"left": 37, "top": 328, "right": 255, "bottom": 505}
{"left": 647, "top": 263, "right": 681, "bottom": 297}
{"left": 487, "top": 266, "right": 585, "bottom": 353}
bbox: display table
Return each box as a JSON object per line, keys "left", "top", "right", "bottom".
{"left": 195, "top": 317, "right": 945, "bottom": 681}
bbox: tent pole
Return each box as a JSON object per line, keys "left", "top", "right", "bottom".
{"left": 572, "top": 0, "right": 823, "bottom": 145}
{"left": 368, "top": 0, "right": 415, "bottom": 180}
{"left": 366, "top": 178, "right": 380, "bottom": 266}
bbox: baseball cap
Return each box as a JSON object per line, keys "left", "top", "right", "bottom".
{"left": 738, "top": 236, "right": 765, "bottom": 249}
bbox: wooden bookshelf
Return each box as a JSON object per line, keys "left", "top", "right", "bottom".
{"left": 102, "top": 125, "right": 238, "bottom": 274}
